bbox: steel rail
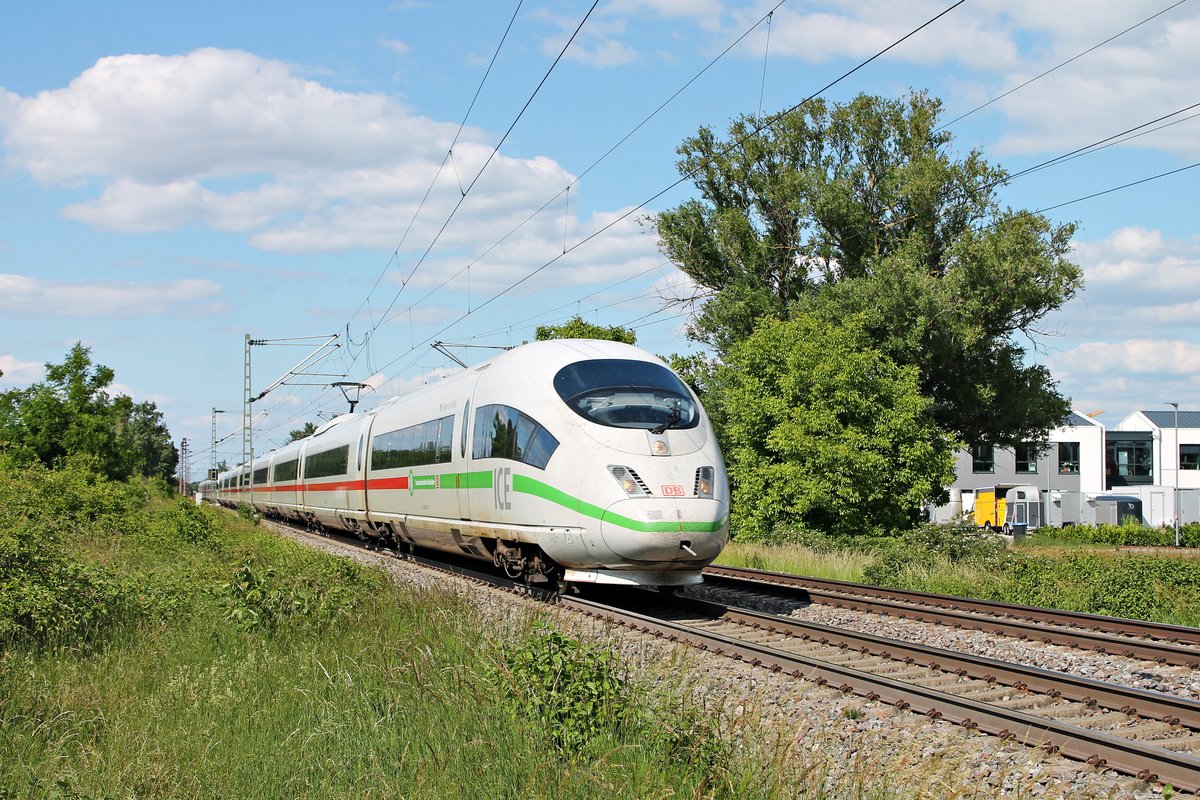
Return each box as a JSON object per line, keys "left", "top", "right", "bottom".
{"left": 661, "top": 594, "right": 1200, "bottom": 729}
{"left": 703, "top": 565, "right": 1200, "bottom": 666}
{"left": 563, "top": 592, "right": 1200, "bottom": 793}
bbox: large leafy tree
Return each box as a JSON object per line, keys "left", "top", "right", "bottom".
{"left": 0, "top": 343, "right": 178, "bottom": 481}
{"left": 654, "top": 92, "right": 1082, "bottom": 448}
{"left": 535, "top": 315, "right": 636, "bottom": 345}
{"left": 715, "top": 314, "right": 955, "bottom": 540}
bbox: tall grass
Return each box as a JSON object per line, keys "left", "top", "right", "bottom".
{"left": 1, "top": 461, "right": 1112, "bottom": 798}
{"left": 716, "top": 541, "right": 874, "bottom": 583}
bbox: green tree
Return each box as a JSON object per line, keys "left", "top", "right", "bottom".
{"left": 653, "top": 92, "right": 1081, "bottom": 448}
{"left": 114, "top": 397, "right": 179, "bottom": 481}
{"left": 714, "top": 314, "right": 955, "bottom": 541}
{"left": 535, "top": 315, "right": 636, "bottom": 345}
{"left": 288, "top": 421, "right": 318, "bottom": 442}
{"left": 0, "top": 343, "right": 177, "bottom": 481}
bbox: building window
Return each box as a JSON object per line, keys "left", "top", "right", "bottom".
{"left": 1015, "top": 443, "right": 1038, "bottom": 474}
{"left": 1182, "top": 444, "right": 1200, "bottom": 471}
{"left": 1106, "top": 440, "right": 1152, "bottom": 478}
{"left": 971, "top": 443, "right": 994, "bottom": 473}
{"left": 1058, "top": 442, "right": 1080, "bottom": 475}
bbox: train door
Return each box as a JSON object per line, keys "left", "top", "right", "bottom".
{"left": 457, "top": 374, "right": 482, "bottom": 521}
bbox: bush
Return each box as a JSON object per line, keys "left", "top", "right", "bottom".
{"left": 0, "top": 519, "right": 128, "bottom": 648}
{"left": 217, "top": 553, "right": 378, "bottom": 633}
{"left": 235, "top": 503, "right": 260, "bottom": 526}
{"left": 1031, "top": 522, "right": 1200, "bottom": 549}
{"left": 492, "top": 624, "right": 631, "bottom": 755}
{"left": 167, "top": 497, "right": 221, "bottom": 545}
{"left": 863, "top": 521, "right": 1011, "bottom": 586}
{"left": 0, "top": 458, "right": 143, "bottom": 648}
{"left": 1004, "top": 553, "right": 1200, "bottom": 621}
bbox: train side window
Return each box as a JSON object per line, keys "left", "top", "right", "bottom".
{"left": 372, "top": 415, "right": 456, "bottom": 470}
{"left": 273, "top": 458, "right": 298, "bottom": 483}
{"left": 472, "top": 404, "right": 559, "bottom": 470}
{"left": 461, "top": 400, "right": 470, "bottom": 459}
{"left": 436, "top": 415, "right": 454, "bottom": 463}
{"left": 306, "top": 445, "right": 350, "bottom": 479}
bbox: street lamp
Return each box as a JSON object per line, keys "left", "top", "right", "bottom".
{"left": 1167, "top": 402, "right": 1180, "bottom": 547}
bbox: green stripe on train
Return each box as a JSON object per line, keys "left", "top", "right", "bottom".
{"left": 511, "top": 474, "right": 724, "bottom": 534}
{"left": 401, "top": 468, "right": 722, "bottom": 534}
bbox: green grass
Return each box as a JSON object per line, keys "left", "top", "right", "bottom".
{"left": 1, "top": 461, "right": 1111, "bottom": 798}
{"left": 726, "top": 524, "right": 1200, "bottom": 627}
{"left": 715, "top": 541, "right": 874, "bottom": 583}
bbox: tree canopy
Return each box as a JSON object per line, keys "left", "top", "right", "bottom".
{"left": 714, "top": 314, "right": 955, "bottom": 540}
{"left": 0, "top": 343, "right": 177, "bottom": 481}
{"left": 535, "top": 315, "right": 637, "bottom": 345}
{"left": 288, "top": 422, "right": 318, "bottom": 442}
{"left": 654, "top": 92, "right": 1082, "bottom": 449}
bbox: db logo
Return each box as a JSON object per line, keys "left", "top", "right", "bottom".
{"left": 660, "top": 484, "right": 685, "bottom": 496}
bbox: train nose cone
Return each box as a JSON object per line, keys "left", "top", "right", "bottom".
{"left": 599, "top": 498, "right": 727, "bottom": 564}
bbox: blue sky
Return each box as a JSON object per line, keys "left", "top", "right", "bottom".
{"left": 2, "top": 0, "right": 1198, "bottom": 476}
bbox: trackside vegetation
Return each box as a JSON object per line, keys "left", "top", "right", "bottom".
{"left": 717, "top": 522, "right": 1200, "bottom": 627}
{"left": 5, "top": 458, "right": 978, "bottom": 800}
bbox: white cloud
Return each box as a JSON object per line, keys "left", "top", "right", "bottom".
{"left": 0, "top": 354, "right": 43, "bottom": 385}
{"left": 380, "top": 39, "right": 410, "bottom": 56}
{"left": 0, "top": 273, "right": 225, "bottom": 318}
{"left": 103, "top": 382, "right": 178, "bottom": 407}
{"left": 2, "top": 46, "right": 660, "bottom": 280}
{"left": 2, "top": 48, "right": 456, "bottom": 184}
{"left": 1050, "top": 339, "right": 1200, "bottom": 376}
{"left": 729, "top": 1, "right": 1021, "bottom": 71}
{"left": 1073, "top": 226, "right": 1200, "bottom": 298}
{"left": 964, "top": 4, "right": 1200, "bottom": 158}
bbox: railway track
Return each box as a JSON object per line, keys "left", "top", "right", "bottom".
{"left": 268, "top": 520, "right": 1200, "bottom": 793}
{"left": 566, "top": 590, "right": 1200, "bottom": 793}
{"left": 701, "top": 565, "right": 1200, "bottom": 668}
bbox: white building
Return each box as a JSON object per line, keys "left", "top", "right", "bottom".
{"left": 1114, "top": 410, "right": 1200, "bottom": 492}
{"left": 932, "top": 410, "right": 1106, "bottom": 523}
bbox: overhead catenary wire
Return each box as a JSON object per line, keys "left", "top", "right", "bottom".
{"left": 937, "top": 0, "right": 1191, "bottom": 132}
{"left": 237, "top": 0, "right": 1190, "bottom": 438}
{"left": 345, "top": 0, "right": 526, "bottom": 334}
{"left": 368, "top": 1, "right": 602, "bottom": 338}
{"left": 372, "top": 97, "right": 1199, "bottom": 394}
{"left": 363, "top": 0, "right": 1192, "bottom": 381}
{"left": 345, "top": 1, "right": 788, "bottom": 365}
{"left": 362, "top": 0, "right": 972, "bottom": 383}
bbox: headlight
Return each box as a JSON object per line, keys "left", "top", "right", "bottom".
{"left": 608, "top": 465, "right": 649, "bottom": 497}
{"left": 695, "top": 466, "right": 714, "bottom": 499}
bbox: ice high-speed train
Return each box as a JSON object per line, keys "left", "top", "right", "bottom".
{"left": 200, "top": 339, "right": 729, "bottom": 588}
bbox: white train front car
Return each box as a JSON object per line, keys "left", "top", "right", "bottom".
{"left": 448, "top": 339, "right": 728, "bottom": 587}
{"left": 214, "top": 339, "right": 729, "bottom": 589}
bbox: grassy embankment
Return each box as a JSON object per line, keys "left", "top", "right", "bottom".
{"left": 5, "top": 457, "right": 1002, "bottom": 800}
{"left": 716, "top": 522, "right": 1200, "bottom": 627}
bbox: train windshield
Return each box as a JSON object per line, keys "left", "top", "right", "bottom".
{"left": 553, "top": 359, "right": 699, "bottom": 431}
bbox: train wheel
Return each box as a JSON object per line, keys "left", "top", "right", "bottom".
{"left": 524, "top": 548, "right": 564, "bottom": 596}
